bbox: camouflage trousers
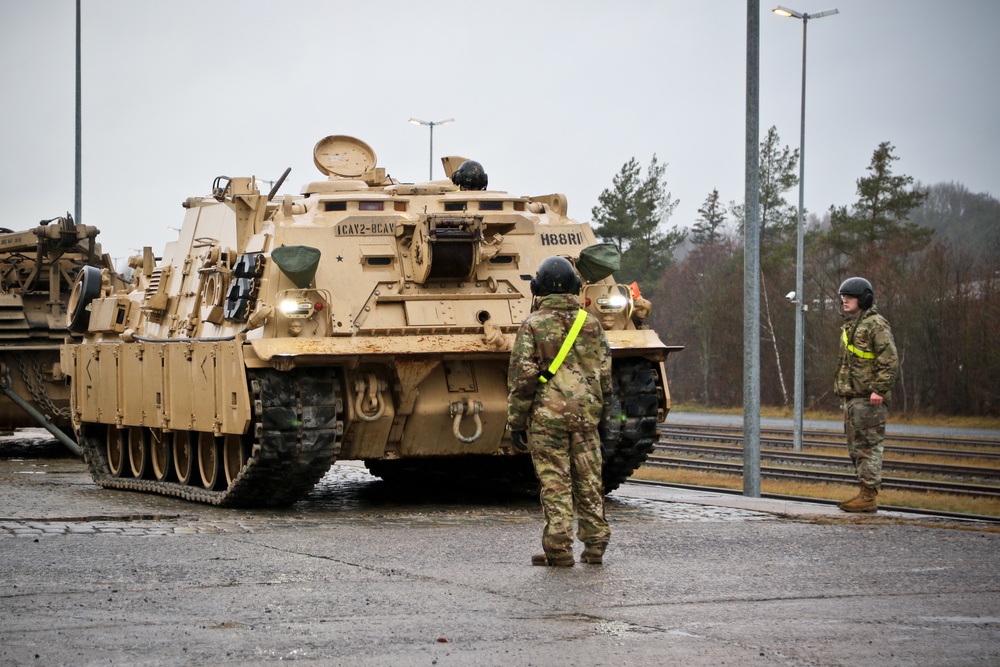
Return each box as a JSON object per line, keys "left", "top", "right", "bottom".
{"left": 843, "top": 397, "right": 886, "bottom": 490}
{"left": 528, "top": 423, "right": 610, "bottom": 559}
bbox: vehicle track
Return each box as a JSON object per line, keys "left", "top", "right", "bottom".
{"left": 78, "top": 367, "right": 342, "bottom": 507}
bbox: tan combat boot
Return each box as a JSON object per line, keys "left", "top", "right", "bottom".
{"left": 532, "top": 553, "right": 575, "bottom": 567}
{"left": 839, "top": 486, "right": 878, "bottom": 513}
{"left": 837, "top": 485, "right": 864, "bottom": 511}
{"left": 579, "top": 543, "right": 607, "bottom": 565}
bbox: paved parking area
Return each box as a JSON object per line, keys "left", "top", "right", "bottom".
{"left": 1, "top": 438, "right": 998, "bottom": 666}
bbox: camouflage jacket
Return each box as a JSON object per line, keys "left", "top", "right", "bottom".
{"left": 835, "top": 305, "right": 899, "bottom": 401}
{"left": 507, "top": 294, "right": 612, "bottom": 432}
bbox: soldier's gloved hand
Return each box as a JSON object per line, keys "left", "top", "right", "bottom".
{"left": 510, "top": 430, "right": 529, "bottom": 452}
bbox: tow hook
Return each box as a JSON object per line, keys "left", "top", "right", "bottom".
{"left": 354, "top": 373, "right": 388, "bottom": 422}
{"left": 449, "top": 398, "right": 483, "bottom": 443}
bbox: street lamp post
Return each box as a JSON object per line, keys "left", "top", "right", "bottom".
{"left": 408, "top": 117, "right": 455, "bottom": 180}
{"left": 773, "top": 5, "right": 838, "bottom": 452}
{"left": 75, "top": 0, "right": 82, "bottom": 225}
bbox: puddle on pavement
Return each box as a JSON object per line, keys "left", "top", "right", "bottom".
{"left": 0, "top": 430, "right": 67, "bottom": 459}
{"left": 611, "top": 495, "right": 773, "bottom": 522}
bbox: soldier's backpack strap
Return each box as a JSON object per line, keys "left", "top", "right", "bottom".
{"left": 539, "top": 309, "right": 589, "bottom": 383}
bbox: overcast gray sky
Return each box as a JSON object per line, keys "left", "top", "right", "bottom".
{"left": 2, "top": 1, "right": 998, "bottom": 261}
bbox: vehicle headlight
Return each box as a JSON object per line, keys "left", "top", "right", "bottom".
{"left": 596, "top": 293, "right": 629, "bottom": 312}
{"left": 279, "top": 299, "right": 315, "bottom": 318}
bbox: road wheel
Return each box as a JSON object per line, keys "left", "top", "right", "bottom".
{"left": 223, "top": 434, "right": 247, "bottom": 486}
{"left": 173, "top": 431, "right": 194, "bottom": 484}
{"left": 106, "top": 426, "right": 127, "bottom": 477}
{"left": 128, "top": 427, "right": 152, "bottom": 479}
{"left": 150, "top": 429, "right": 173, "bottom": 482}
{"left": 198, "top": 433, "right": 224, "bottom": 490}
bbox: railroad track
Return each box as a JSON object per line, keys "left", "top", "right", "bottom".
{"left": 661, "top": 422, "right": 1000, "bottom": 455}
{"left": 624, "top": 478, "right": 1000, "bottom": 524}
{"left": 644, "top": 454, "right": 1000, "bottom": 498}
{"left": 647, "top": 422, "right": 1000, "bottom": 500}
{"left": 653, "top": 442, "right": 1000, "bottom": 480}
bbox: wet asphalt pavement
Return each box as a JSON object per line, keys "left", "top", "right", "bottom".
{"left": 1, "top": 430, "right": 998, "bottom": 666}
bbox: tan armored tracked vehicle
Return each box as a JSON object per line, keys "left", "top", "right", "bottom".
{"left": 61, "top": 135, "right": 681, "bottom": 506}
{"left": 0, "top": 215, "right": 120, "bottom": 450}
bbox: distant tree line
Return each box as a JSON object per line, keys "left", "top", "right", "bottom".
{"left": 590, "top": 129, "right": 1000, "bottom": 416}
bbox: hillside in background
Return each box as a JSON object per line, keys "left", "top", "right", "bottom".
{"left": 911, "top": 182, "right": 1000, "bottom": 258}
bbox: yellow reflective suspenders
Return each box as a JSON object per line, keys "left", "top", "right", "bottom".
{"left": 842, "top": 329, "right": 875, "bottom": 359}
{"left": 538, "top": 309, "right": 589, "bottom": 384}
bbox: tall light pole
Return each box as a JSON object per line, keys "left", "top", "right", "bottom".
{"left": 773, "top": 5, "right": 838, "bottom": 452}
{"left": 744, "top": 0, "right": 762, "bottom": 498}
{"left": 75, "top": 0, "right": 82, "bottom": 224}
{"left": 408, "top": 117, "right": 454, "bottom": 180}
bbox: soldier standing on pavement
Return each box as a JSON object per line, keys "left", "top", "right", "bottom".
{"left": 834, "top": 277, "right": 899, "bottom": 513}
{"left": 507, "top": 256, "right": 613, "bottom": 567}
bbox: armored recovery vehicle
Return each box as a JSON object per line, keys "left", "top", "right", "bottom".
{"left": 0, "top": 215, "right": 120, "bottom": 445}
{"left": 61, "top": 135, "right": 681, "bottom": 506}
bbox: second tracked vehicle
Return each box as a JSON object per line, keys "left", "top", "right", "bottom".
{"left": 62, "top": 135, "right": 682, "bottom": 506}
{"left": 0, "top": 215, "right": 121, "bottom": 444}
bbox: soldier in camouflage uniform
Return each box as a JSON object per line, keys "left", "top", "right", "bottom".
{"left": 834, "top": 277, "right": 899, "bottom": 513}
{"left": 507, "top": 256, "right": 612, "bottom": 567}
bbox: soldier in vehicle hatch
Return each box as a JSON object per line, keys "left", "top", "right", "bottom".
{"left": 834, "top": 276, "right": 899, "bottom": 513}
{"left": 450, "top": 160, "right": 488, "bottom": 191}
{"left": 507, "top": 256, "right": 612, "bottom": 566}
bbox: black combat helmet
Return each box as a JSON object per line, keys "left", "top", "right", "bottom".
{"left": 839, "top": 276, "right": 874, "bottom": 310}
{"left": 451, "top": 160, "right": 488, "bottom": 190}
{"left": 530, "top": 256, "right": 582, "bottom": 296}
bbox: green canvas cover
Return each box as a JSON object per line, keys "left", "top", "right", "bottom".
{"left": 576, "top": 243, "right": 621, "bottom": 283}
{"left": 271, "top": 245, "right": 322, "bottom": 288}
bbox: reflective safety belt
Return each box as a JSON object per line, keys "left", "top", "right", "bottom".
{"left": 539, "top": 309, "right": 589, "bottom": 383}
{"left": 842, "top": 329, "right": 875, "bottom": 359}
